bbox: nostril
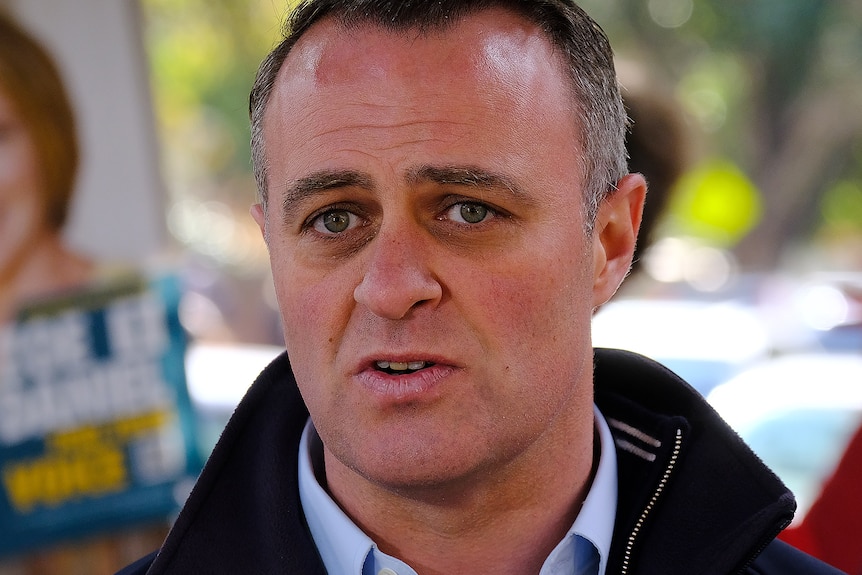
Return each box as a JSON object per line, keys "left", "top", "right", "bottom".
{"left": 354, "top": 265, "right": 443, "bottom": 320}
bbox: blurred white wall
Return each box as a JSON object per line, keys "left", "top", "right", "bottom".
{"left": 2, "top": 0, "right": 167, "bottom": 263}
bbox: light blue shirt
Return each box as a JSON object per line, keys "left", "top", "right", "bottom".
{"left": 298, "top": 405, "right": 618, "bottom": 575}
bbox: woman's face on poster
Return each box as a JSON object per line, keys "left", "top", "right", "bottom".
{"left": 0, "top": 88, "right": 46, "bottom": 281}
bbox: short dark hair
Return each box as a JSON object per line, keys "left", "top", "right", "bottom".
{"left": 249, "top": 0, "right": 627, "bottom": 228}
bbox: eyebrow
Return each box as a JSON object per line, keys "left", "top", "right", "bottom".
{"left": 408, "top": 165, "right": 529, "bottom": 201}
{"left": 281, "top": 170, "right": 374, "bottom": 215}
{"left": 280, "top": 164, "right": 530, "bottom": 216}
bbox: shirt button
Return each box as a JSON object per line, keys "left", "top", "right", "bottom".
{"left": 378, "top": 570, "right": 398, "bottom": 575}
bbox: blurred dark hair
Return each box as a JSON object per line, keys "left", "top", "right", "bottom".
{"left": 624, "top": 89, "right": 689, "bottom": 273}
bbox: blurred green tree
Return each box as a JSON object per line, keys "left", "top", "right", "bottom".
{"left": 583, "top": 0, "right": 862, "bottom": 270}
{"left": 141, "top": 0, "right": 292, "bottom": 267}
{"left": 143, "top": 0, "right": 862, "bottom": 272}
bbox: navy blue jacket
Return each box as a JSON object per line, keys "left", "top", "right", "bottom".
{"left": 117, "top": 349, "right": 844, "bottom": 574}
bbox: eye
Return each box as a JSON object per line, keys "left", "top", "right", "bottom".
{"left": 312, "top": 209, "right": 360, "bottom": 234}
{"left": 446, "top": 202, "right": 490, "bottom": 224}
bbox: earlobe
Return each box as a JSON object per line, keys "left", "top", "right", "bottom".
{"left": 250, "top": 203, "right": 267, "bottom": 243}
{"left": 591, "top": 174, "right": 646, "bottom": 307}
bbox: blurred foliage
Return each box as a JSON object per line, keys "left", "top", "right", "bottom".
{"left": 143, "top": 0, "right": 288, "bottom": 178}
{"left": 141, "top": 0, "right": 293, "bottom": 268}
{"left": 821, "top": 180, "right": 862, "bottom": 237}
{"left": 582, "top": 0, "right": 862, "bottom": 269}
{"left": 141, "top": 0, "right": 862, "bottom": 272}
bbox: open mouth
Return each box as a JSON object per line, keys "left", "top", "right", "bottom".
{"left": 375, "top": 360, "right": 434, "bottom": 375}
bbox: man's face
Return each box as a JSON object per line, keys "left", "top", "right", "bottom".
{"left": 254, "top": 9, "right": 635, "bottom": 494}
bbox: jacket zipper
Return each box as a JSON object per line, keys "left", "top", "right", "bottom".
{"left": 620, "top": 427, "right": 684, "bottom": 575}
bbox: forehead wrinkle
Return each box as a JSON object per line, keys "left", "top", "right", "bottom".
{"left": 306, "top": 115, "right": 475, "bottom": 139}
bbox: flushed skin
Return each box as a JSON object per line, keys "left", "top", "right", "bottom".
{"left": 250, "top": 10, "right": 643, "bottom": 570}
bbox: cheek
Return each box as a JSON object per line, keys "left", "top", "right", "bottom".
{"left": 270, "top": 254, "right": 352, "bottom": 359}
{"left": 0, "top": 132, "right": 40, "bottom": 191}
{"left": 0, "top": 193, "right": 43, "bottom": 273}
{"left": 464, "top": 260, "right": 594, "bottom": 426}
{"left": 276, "top": 276, "right": 330, "bottom": 345}
{"left": 479, "top": 248, "right": 593, "bottom": 341}
{"left": 0, "top": 137, "right": 44, "bottom": 225}
{"left": 271, "top": 264, "right": 358, "bottom": 425}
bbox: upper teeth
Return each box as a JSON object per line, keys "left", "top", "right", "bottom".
{"left": 376, "top": 361, "right": 427, "bottom": 371}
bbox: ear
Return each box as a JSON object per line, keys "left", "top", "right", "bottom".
{"left": 250, "top": 203, "right": 267, "bottom": 243}
{"left": 591, "top": 173, "right": 646, "bottom": 308}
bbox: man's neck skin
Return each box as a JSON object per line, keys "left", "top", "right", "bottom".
{"left": 323, "top": 411, "right": 598, "bottom": 575}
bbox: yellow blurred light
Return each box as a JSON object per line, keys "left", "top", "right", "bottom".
{"left": 671, "top": 159, "right": 762, "bottom": 246}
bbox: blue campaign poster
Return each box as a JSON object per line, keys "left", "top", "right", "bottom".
{"left": 0, "top": 274, "right": 202, "bottom": 557}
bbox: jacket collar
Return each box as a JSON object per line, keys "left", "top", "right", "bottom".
{"left": 146, "top": 349, "right": 794, "bottom": 574}
{"left": 594, "top": 348, "right": 795, "bottom": 575}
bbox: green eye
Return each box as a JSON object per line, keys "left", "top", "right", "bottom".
{"left": 459, "top": 203, "right": 488, "bottom": 224}
{"left": 314, "top": 209, "right": 354, "bottom": 234}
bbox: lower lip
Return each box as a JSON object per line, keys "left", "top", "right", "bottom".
{"left": 354, "top": 364, "right": 456, "bottom": 404}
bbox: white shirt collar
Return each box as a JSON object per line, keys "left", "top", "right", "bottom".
{"left": 544, "top": 405, "right": 618, "bottom": 575}
{"left": 298, "top": 405, "right": 618, "bottom": 575}
{"left": 298, "top": 425, "right": 372, "bottom": 575}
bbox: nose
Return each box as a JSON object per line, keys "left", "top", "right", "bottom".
{"left": 353, "top": 225, "right": 443, "bottom": 320}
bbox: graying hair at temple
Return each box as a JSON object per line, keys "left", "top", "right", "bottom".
{"left": 248, "top": 0, "right": 628, "bottom": 232}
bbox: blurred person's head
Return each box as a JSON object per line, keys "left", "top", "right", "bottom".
{"left": 0, "top": 11, "right": 90, "bottom": 319}
{"left": 624, "top": 88, "right": 689, "bottom": 275}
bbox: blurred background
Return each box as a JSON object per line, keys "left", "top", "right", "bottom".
{"left": 0, "top": 0, "right": 860, "bottom": 572}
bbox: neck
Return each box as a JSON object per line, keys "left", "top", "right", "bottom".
{"left": 325, "top": 413, "right": 597, "bottom": 575}
{"left": 0, "top": 232, "right": 94, "bottom": 323}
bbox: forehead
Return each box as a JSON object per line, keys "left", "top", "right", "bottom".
{"left": 300, "top": 10, "right": 561, "bottom": 83}
{"left": 261, "top": 7, "right": 583, "bottom": 193}
{"left": 267, "top": 7, "right": 576, "bottom": 121}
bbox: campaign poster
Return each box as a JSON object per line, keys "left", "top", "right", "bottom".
{"left": 0, "top": 274, "right": 202, "bottom": 557}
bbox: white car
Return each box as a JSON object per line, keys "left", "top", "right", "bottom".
{"left": 592, "top": 298, "right": 769, "bottom": 396}
{"left": 185, "top": 342, "right": 284, "bottom": 454}
{"left": 707, "top": 353, "right": 862, "bottom": 519}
